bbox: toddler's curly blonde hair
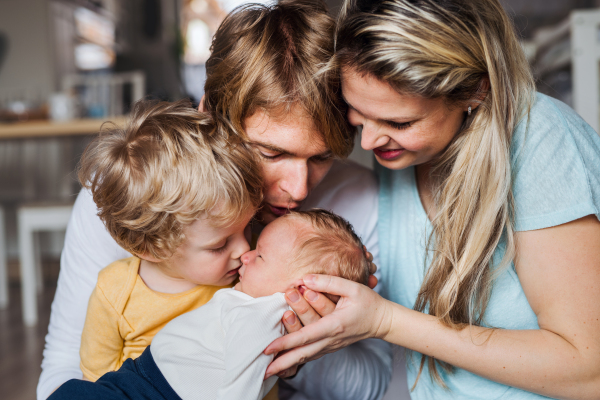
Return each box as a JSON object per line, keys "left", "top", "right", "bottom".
{"left": 78, "top": 99, "right": 262, "bottom": 260}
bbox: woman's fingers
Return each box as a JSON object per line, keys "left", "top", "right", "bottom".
{"left": 265, "top": 315, "right": 335, "bottom": 355}
{"left": 281, "top": 310, "right": 302, "bottom": 333}
{"left": 363, "top": 245, "right": 372, "bottom": 260}
{"left": 265, "top": 339, "right": 330, "bottom": 378}
{"left": 368, "top": 274, "right": 378, "bottom": 289}
{"left": 304, "top": 289, "right": 336, "bottom": 317}
{"left": 369, "top": 261, "right": 378, "bottom": 275}
{"left": 302, "top": 274, "right": 359, "bottom": 297}
{"left": 285, "top": 289, "right": 322, "bottom": 326}
{"left": 285, "top": 287, "right": 337, "bottom": 327}
{"left": 275, "top": 366, "right": 297, "bottom": 379}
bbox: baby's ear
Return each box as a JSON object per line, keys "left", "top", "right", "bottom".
{"left": 290, "top": 279, "right": 305, "bottom": 292}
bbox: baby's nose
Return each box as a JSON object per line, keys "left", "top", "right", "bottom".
{"left": 240, "top": 250, "right": 253, "bottom": 264}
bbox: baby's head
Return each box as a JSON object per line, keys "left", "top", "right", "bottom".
{"left": 79, "top": 99, "right": 262, "bottom": 287}
{"left": 235, "top": 209, "right": 369, "bottom": 297}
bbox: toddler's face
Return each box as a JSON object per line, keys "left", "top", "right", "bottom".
{"left": 235, "top": 217, "right": 305, "bottom": 297}
{"left": 159, "top": 214, "right": 253, "bottom": 287}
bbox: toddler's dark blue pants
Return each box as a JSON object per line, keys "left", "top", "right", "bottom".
{"left": 48, "top": 346, "right": 181, "bottom": 400}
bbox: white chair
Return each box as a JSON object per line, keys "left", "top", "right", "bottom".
{"left": 571, "top": 9, "right": 600, "bottom": 134}
{"left": 18, "top": 203, "right": 73, "bottom": 326}
{"left": 0, "top": 206, "right": 8, "bottom": 309}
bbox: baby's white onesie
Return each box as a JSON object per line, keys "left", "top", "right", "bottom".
{"left": 151, "top": 289, "right": 289, "bottom": 400}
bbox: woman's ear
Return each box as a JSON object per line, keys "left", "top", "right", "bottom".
{"left": 468, "top": 76, "right": 490, "bottom": 112}
{"left": 198, "top": 94, "right": 206, "bottom": 112}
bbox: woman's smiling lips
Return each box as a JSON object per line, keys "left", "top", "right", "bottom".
{"left": 373, "top": 147, "right": 405, "bottom": 160}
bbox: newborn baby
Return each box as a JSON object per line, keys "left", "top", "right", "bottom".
{"left": 49, "top": 209, "right": 369, "bottom": 400}
{"left": 151, "top": 209, "right": 370, "bottom": 400}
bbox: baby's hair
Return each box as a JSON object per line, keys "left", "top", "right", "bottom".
{"left": 283, "top": 209, "right": 369, "bottom": 285}
{"left": 78, "top": 99, "right": 262, "bottom": 260}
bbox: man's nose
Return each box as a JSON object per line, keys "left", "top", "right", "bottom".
{"left": 360, "top": 122, "right": 388, "bottom": 151}
{"left": 279, "top": 161, "right": 309, "bottom": 202}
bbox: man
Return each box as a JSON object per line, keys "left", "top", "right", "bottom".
{"left": 38, "top": 2, "right": 392, "bottom": 399}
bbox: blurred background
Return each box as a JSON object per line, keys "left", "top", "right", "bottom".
{"left": 0, "top": 0, "right": 599, "bottom": 399}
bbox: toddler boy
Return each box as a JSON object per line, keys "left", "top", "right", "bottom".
{"left": 74, "top": 99, "right": 262, "bottom": 382}
{"left": 50, "top": 209, "right": 370, "bottom": 400}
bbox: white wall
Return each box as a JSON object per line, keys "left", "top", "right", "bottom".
{"left": 0, "top": 0, "right": 54, "bottom": 101}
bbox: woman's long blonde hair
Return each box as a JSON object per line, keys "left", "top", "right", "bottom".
{"left": 335, "top": 0, "right": 535, "bottom": 387}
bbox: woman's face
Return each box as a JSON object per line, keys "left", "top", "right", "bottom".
{"left": 341, "top": 68, "right": 467, "bottom": 170}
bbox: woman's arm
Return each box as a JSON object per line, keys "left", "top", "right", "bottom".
{"left": 266, "top": 215, "right": 600, "bottom": 400}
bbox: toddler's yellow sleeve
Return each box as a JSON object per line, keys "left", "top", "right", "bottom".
{"left": 79, "top": 284, "right": 124, "bottom": 381}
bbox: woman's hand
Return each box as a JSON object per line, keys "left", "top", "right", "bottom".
{"left": 268, "top": 248, "right": 379, "bottom": 378}
{"left": 264, "top": 274, "right": 392, "bottom": 378}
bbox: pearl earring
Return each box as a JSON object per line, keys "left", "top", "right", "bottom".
{"left": 468, "top": 106, "right": 472, "bottom": 116}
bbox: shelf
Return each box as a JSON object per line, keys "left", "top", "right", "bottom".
{"left": 0, "top": 117, "right": 127, "bottom": 139}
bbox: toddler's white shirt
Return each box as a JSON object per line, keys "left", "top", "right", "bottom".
{"left": 151, "top": 289, "right": 289, "bottom": 400}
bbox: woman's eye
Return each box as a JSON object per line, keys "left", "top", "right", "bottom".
{"left": 387, "top": 121, "right": 412, "bottom": 130}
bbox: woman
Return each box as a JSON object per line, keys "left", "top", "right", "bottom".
{"left": 266, "top": 0, "right": 600, "bottom": 398}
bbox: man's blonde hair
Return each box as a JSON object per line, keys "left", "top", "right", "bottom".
{"left": 204, "top": 0, "right": 355, "bottom": 158}
{"left": 78, "top": 99, "right": 262, "bottom": 260}
{"left": 284, "top": 209, "right": 369, "bottom": 285}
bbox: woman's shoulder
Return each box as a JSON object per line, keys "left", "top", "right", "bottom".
{"left": 510, "top": 93, "right": 600, "bottom": 231}
{"left": 512, "top": 92, "right": 598, "bottom": 147}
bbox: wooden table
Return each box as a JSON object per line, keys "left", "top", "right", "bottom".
{"left": 0, "top": 117, "right": 127, "bottom": 139}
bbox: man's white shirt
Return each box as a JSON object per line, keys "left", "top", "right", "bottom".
{"left": 37, "top": 159, "right": 392, "bottom": 400}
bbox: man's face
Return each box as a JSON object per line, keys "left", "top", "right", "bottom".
{"left": 244, "top": 104, "right": 334, "bottom": 224}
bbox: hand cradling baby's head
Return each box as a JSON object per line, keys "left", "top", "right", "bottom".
{"left": 235, "top": 209, "right": 369, "bottom": 298}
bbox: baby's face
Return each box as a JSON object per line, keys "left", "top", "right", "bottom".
{"left": 235, "top": 217, "right": 304, "bottom": 297}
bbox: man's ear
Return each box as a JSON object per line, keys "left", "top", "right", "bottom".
{"left": 198, "top": 94, "right": 206, "bottom": 112}
{"left": 468, "top": 76, "right": 490, "bottom": 112}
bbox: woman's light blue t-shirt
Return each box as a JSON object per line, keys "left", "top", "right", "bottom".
{"left": 377, "top": 93, "right": 600, "bottom": 399}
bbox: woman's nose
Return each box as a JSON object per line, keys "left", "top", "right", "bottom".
{"left": 360, "top": 122, "right": 389, "bottom": 151}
